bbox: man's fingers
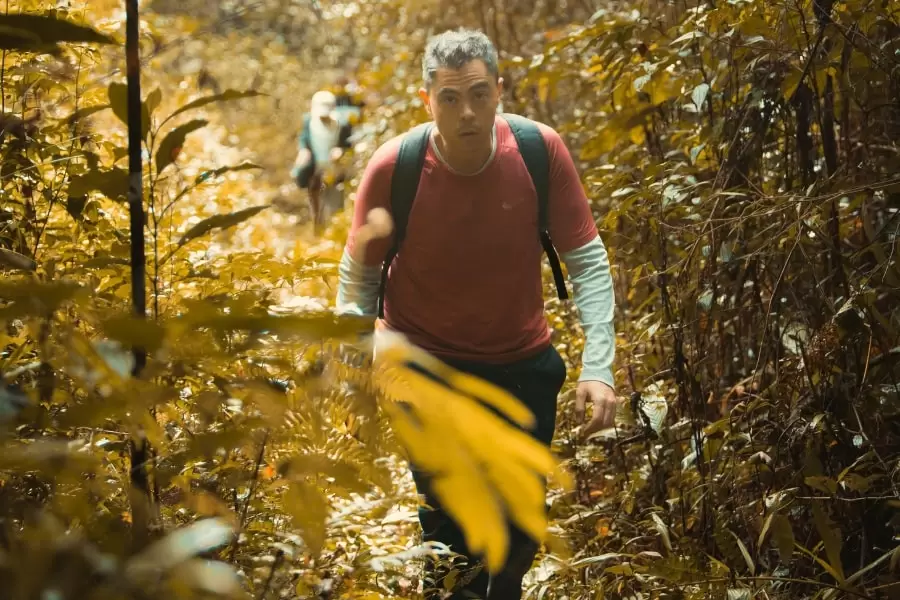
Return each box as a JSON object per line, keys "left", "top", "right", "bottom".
{"left": 582, "top": 412, "right": 604, "bottom": 439}
{"left": 582, "top": 398, "right": 616, "bottom": 439}
{"left": 350, "top": 208, "right": 394, "bottom": 263}
{"left": 604, "top": 401, "right": 616, "bottom": 428}
{"left": 365, "top": 207, "right": 393, "bottom": 239}
{"left": 574, "top": 387, "right": 587, "bottom": 423}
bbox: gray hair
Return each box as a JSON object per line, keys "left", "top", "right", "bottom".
{"left": 422, "top": 28, "right": 499, "bottom": 88}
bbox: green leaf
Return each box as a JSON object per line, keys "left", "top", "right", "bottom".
{"left": 728, "top": 529, "right": 755, "bottom": 575}
{"left": 65, "top": 195, "right": 87, "bottom": 220}
{"left": 569, "top": 553, "right": 628, "bottom": 567}
{"left": 155, "top": 119, "right": 207, "bottom": 175}
{"left": 0, "top": 280, "right": 87, "bottom": 319}
{"left": 690, "top": 143, "right": 706, "bottom": 164}
{"left": 162, "top": 90, "right": 265, "bottom": 126}
{"left": 0, "top": 439, "right": 97, "bottom": 472}
{"left": 194, "top": 162, "right": 263, "bottom": 185}
{"left": 68, "top": 104, "right": 111, "bottom": 124}
{"left": 804, "top": 475, "right": 838, "bottom": 495}
{"left": 101, "top": 315, "right": 167, "bottom": 355}
{"left": 671, "top": 31, "right": 702, "bottom": 44}
{"left": 812, "top": 502, "right": 845, "bottom": 583}
{"left": 107, "top": 82, "right": 151, "bottom": 139}
{"left": 692, "top": 83, "right": 710, "bottom": 110}
{"left": 285, "top": 481, "right": 328, "bottom": 557}
{"left": 83, "top": 257, "right": 130, "bottom": 269}
{"left": 107, "top": 82, "right": 129, "bottom": 128}
{"left": 176, "top": 204, "right": 268, "bottom": 247}
{"left": 0, "top": 248, "right": 36, "bottom": 271}
{"left": 68, "top": 168, "right": 129, "bottom": 202}
{"left": 0, "top": 13, "right": 116, "bottom": 52}
{"left": 650, "top": 513, "right": 672, "bottom": 552}
{"left": 125, "top": 518, "right": 235, "bottom": 579}
{"left": 145, "top": 87, "right": 162, "bottom": 117}
{"left": 770, "top": 515, "right": 794, "bottom": 563}
{"left": 176, "top": 311, "right": 373, "bottom": 341}
{"left": 168, "top": 560, "right": 242, "bottom": 596}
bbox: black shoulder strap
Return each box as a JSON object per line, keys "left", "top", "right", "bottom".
{"left": 502, "top": 113, "right": 569, "bottom": 301}
{"left": 338, "top": 121, "right": 353, "bottom": 149}
{"left": 376, "top": 122, "right": 433, "bottom": 318}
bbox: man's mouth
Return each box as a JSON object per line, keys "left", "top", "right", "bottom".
{"left": 459, "top": 130, "right": 478, "bottom": 137}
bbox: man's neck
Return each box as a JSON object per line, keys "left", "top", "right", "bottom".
{"left": 431, "top": 125, "right": 497, "bottom": 176}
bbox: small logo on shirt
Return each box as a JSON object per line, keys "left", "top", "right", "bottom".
{"left": 502, "top": 196, "right": 527, "bottom": 211}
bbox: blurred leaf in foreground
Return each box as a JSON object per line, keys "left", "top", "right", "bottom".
{"left": 370, "top": 329, "right": 573, "bottom": 573}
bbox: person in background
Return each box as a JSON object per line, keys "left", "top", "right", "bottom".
{"left": 331, "top": 73, "right": 366, "bottom": 124}
{"left": 291, "top": 90, "right": 353, "bottom": 226}
{"left": 335, "top": 27, "right": 617, "bottom": 600}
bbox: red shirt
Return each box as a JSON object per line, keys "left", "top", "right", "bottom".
{"left": 346, "top": 115, "right": 597, "bottom": 364}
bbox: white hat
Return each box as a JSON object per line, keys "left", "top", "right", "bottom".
{"left": 310, "top": 90, "right": 337, "bottom": 119}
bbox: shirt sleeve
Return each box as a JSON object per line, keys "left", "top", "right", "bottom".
{"left": 560, "top": 237, "right": 617, "bottom": 388}
{"left": 345, "top": 137, "right": 400, "bottom": 267}
{"left": 538, "top": 123, "right": 598, "bottom": 253}
{"left": 337, "top": 137, "right": 401, "bottom": 316}
{"left": 538, "top": 123, "right": 616, "bottom": 388}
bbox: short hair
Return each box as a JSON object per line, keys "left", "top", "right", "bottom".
{"left": 422, "top": 28, "right": 499, "bottom": 88}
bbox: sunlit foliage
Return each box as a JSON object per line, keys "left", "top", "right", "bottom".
{"left": 2, "top": 0, "right": 899, "bottom": 598}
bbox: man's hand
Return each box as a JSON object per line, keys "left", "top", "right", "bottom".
{"left": 330, "top": 147, "right": 344, "bottom": 162}
{"left": 575, "top": 380, "right": 617, "bottom": 440}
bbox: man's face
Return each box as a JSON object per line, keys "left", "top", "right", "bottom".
{"left": 418, "top": 59, "right": 503, "bottom": 152}
{"left": 312, "top": 96, "right": 336, "bottom": 124}
{"left": 316, "top": 105, "right": 335, "bottom": 124}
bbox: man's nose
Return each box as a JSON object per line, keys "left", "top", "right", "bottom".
{"left": 460, "top": 100, "right": 476, "bottom": 118}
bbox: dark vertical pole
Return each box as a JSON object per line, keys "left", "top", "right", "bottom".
{"left": 125, "top": 0, "right": 152, "bottom": 552}
{"left": 125, "top": 0, "right": 146, "bottom": 373}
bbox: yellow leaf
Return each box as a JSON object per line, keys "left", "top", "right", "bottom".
{"left": 284, "top": 481, "right": 329, "bottom": 557}
{"left": 432, "top": 466, "right": 507, "bottom": 572}
{"left": 373, "top": 332, "right": 534, "bottom": 427}
{"left": 538, "top": 77, "right": 551, "bottom": 104}
{"left": 782, "top": 69, "right": 802, "bottom": 99}
{"left": 812, "top": 502, "right": 845, "bottom": 583}
{"left": 629, "top": 126, "right": 646, "bottom": 146}
{"left": 371, "top": 331, "right": 572, "bottom": 574}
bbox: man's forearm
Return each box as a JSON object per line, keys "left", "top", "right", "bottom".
{"left": 336, "top": 247, "right": 382, "bottom": 316}
{"left": 560, "top": 235, "right": 616, "bottom": 389}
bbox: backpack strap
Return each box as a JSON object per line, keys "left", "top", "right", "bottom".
{"left": 502, "top": 113, "right": 569, "bottom": 301}
{"left": 376, "top": 121, "right": 434, "bottom": 318}
{"left": 338, "top": 121, "right": 353, "bottom": 149}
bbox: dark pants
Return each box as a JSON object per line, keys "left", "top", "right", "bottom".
{"left": 408, "top": 344, "right": 567, "bottom": 600}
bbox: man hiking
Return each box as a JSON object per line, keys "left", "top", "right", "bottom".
{"left": 335, "top": 28, "right": 617, "bottom": 599}
{"left": 291, "top": 90, "right": 354, "bottom": 227}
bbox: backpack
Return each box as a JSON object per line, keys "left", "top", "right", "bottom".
{"left": 298, "top": 113, "right": 354, "bottom": 158}
{"left": 375, "top": 113, "right": 569, "bottom": 318}
{"left": 295, "top": 113, "right": 355, "bottom": 189}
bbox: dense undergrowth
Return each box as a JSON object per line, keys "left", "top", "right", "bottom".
{"left": 1, "top": 0, "right": 899, "bottom": 599}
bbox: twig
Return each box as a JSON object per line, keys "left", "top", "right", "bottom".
{"left": 257, "top": 548, "right": 285, "bottom": 600}
{"left": 230, "top": 428, "right": 270, "bottom": 561}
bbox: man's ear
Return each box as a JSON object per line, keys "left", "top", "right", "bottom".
{"left": 417, "top": 87, "right": 431, "bottom": 116}
{"left": 497, "top": 76, "right": 504, "bottom": 95}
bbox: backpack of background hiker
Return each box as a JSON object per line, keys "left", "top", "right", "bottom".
{"left": 295, "top": 112, "right": 354, "bottom": 189}
{"left": 375, "top": 113, "right": 569, "bottom": 318}
{"left": 294, "top": 113, "right": 315, "bottom": 189}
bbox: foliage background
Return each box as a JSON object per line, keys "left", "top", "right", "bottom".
{"left": 1, "top": 0, "right": 898, "bottom": 598}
